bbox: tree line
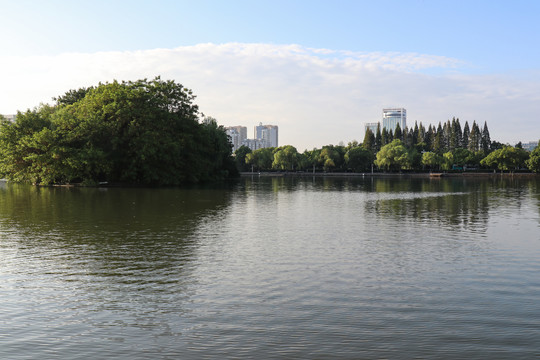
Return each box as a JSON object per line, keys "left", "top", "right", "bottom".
{"left": 234, "top": 118, "right": 540, "bottom": 173}
{"left": 0, "top": 78, "right": 238, "bottom": 185}
{"left": 2, "top": 79, "right": 539, "bottom": 185}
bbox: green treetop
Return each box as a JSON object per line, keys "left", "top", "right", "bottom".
{"left": 0, "top": 77, "right": 237, "bottom": 185}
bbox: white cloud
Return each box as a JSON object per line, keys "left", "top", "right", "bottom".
{"left": 1, "top": 43, "right": 539, "bottom": 149}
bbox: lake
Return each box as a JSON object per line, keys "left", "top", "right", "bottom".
{"left": 1, "top": 176, "right": 539, "bottom": 359}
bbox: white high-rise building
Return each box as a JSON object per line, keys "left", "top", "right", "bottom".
{"left": 225, "top": 126, "right": 247, "bottom": 152}
{"left": 382, "top": 108, "right": 406, "bottom": 132}
{"left": 255, "top": 123, "right": 278, "bottom": 148}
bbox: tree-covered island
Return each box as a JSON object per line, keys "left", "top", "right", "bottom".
{"left": 0, "top": 78, "right": 237, "bottom": 185}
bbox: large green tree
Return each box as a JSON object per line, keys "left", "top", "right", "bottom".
{"left": 480, "top": 146, "right": 529, "bottom": 172}
{"left": 245, "top": 147, "right": 274, "bottom": 171}
{"left": 345, "top": 146, "right": 374, "bottom": 172}
{"left": 272, "top": 145, "right": 299, "bottom": 171}
{"left": 374, "top": 139, "right": 411, "bottom": 171}
{"left": 319, "top": 146, "right": 340, "bottom": 172}
{"left": 0, "top": 77, "right": 237, "bottom": 185}
{"left": 452, "top": 148, "right": 472, "bottom": 165}
{"left": 362, "top": 128, "right": 375, "bottom": 152}
{"left": 525, "top": 141, "right": 540, "bottom": 172}
{"left": 421, "top": 151, "right": 442, "bottom": 170}
{"left": 234, "top": 145, "right": 252, "bottom": 172}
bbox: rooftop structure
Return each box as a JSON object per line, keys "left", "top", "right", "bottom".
{"left": 382, "top": 108, "right": 406, "bottom": 132}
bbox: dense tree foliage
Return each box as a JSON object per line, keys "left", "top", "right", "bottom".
{"left": 362, "top": 129, "right": 375, "bottom": 152}
{"left": 234, "top": 118, "right": 537, "bottom": 174}
{"left": 0, "top": 78, "right": 237, "bottom": 185}
{"left": 526, "top": 141, "right": 540, "bottom": 173}
{"left": 374, "top": 140, "right": 411, "bottom": 171}
{"left": 7, "top": 83, "right": 537, "bottom": 178}
{"left": 272, "top": 145, "right": 300, "bottom": 171}
{"left": 481, "top": 146, "right": 529, "bottom": 172}
{"left": 234, "top": 145, "right": 252, "bottom": 172}
{"left": 245, "top": 147, "right": 274, "bottom": 171}
{"left": 345, "top": 146, "right": 374, "bottom": 172}
{"left": 421, "top": 151, "right": 442, "bottom": 170}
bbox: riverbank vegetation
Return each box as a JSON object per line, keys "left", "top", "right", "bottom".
{"left": 2, "top": 80, "right": 539, "bottom": 184}
{"left": 236, "top": 119, "right": 540, "bottom": 174}
{"left": 0, "top": 78, "right": 237, "bottom": 185}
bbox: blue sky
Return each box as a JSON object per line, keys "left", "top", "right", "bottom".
{"left": 2, "top": 0, "right": 540, "bottom": 149}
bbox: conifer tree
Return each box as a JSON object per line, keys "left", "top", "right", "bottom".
{"left": 431, "top": 123, "right": 443, "bottom": 153}
{"left": 450, "top": 117, "right": 462, "bottom": 151}
{"left": 450, "top": 118, "right": 458, "bottom": 150}
{"left": 418, "top": 122, "right": 426, "bottom": 146}
{"left": 381, "top": 127, "right": 389, "bottom": 146}
{"left": 443, "top": 120, "right": 451, "bottom": 152}
{"left": 455, "top": 118, "right": 462, "bottom": 149}
{"left": 412, "top": 121, "right": 419, "bottom": 146}
{"left": 425, "top": 124, "right": 433, "bottom": 151}
{"left": 394, "top": 123, "right": 402, "bottom": 141}
{"left": 481, "top": 121, "right": 491, "bottom": 153}
{"left": 433, "top": 130, "right": 443, "bottom": 153}
{"left": 375, "top": 123, "right": 382, "bottom": 151}
{"left": 403, "top": 127, "right": 411, "bottom": 147}
{"left": 462, "top": 121, "right": 470, "bottom": 149}
{"left": 435, "top": 123, "right": 443, "bottom": 151}
{"left": 468, "top": 121, "right": 480, "bottom": 152}
{"left": 363, "top": 128, "right": 375, "bottom": 152}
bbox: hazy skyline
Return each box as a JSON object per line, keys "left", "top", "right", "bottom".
{"left": 2, "top": 0, "right": 540, "bottom": 150}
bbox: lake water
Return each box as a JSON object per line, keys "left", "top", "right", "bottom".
{"left": 1, "top": 176, "right": 539, "bottom": 359}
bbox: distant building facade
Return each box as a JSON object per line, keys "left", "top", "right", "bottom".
{"left": 241, "top": 138, "right": 266, "bottom": 151}
{"left": 225, "top": 126, "right": 248, "bottom": 152}
{"left": 226, "top": 123, "right": 278, "bottom": 152}
{"left": 522, "top": 141, "right": 539, "bottom": 152}
{"left": 254, "top": 123, "right": 278, "bottom": 148}
{"left": 364, "top": 122, "right": 379, "bottom": 135}
{"left": 1, "top": 114, "right": 16, "bottom": 122}
{"left": 382, "top": 108, "right": 406, "bottom": 132}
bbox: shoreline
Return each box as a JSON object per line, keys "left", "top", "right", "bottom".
{"left": 240, "top": 171, "right": 540, "bottom": 178}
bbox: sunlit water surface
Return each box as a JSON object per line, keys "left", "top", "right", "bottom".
{"left": 1, "top": 176, "right": 539, "bottom": 359}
